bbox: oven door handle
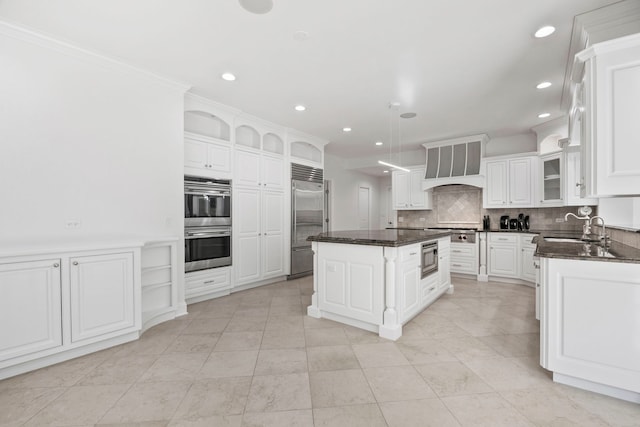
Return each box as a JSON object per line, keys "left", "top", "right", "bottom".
{"left": 185, "top": 231, "right": 231, "bottom": 239}
{"left": 185, "top": 189, "right": 230, "bottom": 196}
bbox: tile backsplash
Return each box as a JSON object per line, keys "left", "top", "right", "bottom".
{"left": 397, "top": 184, "right": 593, "bottom": 232}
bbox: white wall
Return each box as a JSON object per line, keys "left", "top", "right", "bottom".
{"left": 325, "top": 153, "right": 384, "bottom": 231}
{"left": 598, "top": 197, "right": 640, "bottom": 229}
{"left": 485, "top": 133, "right": 537, "bottom": 157}
{"left": 0, "top": 26, "right": 185, "bottom": 241}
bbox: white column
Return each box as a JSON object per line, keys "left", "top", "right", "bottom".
{"left": 379, "top": 246, "right": 402, "bottom": 340}
{"left": 307, "top": 241, "right": 321, "bottom": 318}
{"left": 478, "top": 231, "right": 488, "bottom": 281}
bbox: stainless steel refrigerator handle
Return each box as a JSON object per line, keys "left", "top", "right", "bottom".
{"left": 292, "top": 181, "right": 297, "bottom": 244}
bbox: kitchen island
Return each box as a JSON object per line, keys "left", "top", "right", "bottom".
{"left": 306, "top": 229, "right": 451, "bottom": 340}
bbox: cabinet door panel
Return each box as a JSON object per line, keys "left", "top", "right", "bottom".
{"left": 488, "top": 245, "right": 518, "bottom": 277}
{"left": 485, "top": 161, "right": 507, "bottom": 207}
{"left": 70, "top": 252, "right": 135, "bottom": 343}
{"left": 392, "top": 171, "right": 410, "bottom": 209}
{"left": 234, "top": 150, "right": 261, "bottom": 187}
{"left": 236, "top": 235, "right": 261, "bottom": 283}
{"left": 235, "top": 189, "right": 260, "bottom": 235}
{"left": 262, "top": 232, "right": 284, "bottom": 278}
{"left": 208, "top": 143, "right": 231, "bottom": 174}
{"left": 261, "top": 155, "right": 285, "bottom": 190}
{"left": 262, "top": 191, "right": 284, "bottom": 235}
{"left": 0, "top": 259, "right": 62, "bottom": 362}
{"left": 184, "top": 138, "right": 209, "bottom": 170}
{"left": 509, "top": 158, "right": 533, "bottom": 206}
{"left": 400, "top": 260, "right": 420, "bottom": 319}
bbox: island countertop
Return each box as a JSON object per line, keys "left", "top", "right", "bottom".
{"left": 307, "top": 229, "right": 451, "bottom": 247}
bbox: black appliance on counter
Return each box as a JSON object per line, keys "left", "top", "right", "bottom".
{"left": 482, "top": 215, "right": 490, "bottom": 230}
{"left": 500, "top": 215, "right": 510, "bottom": 229}
{"left": 509, "top": 218, "right": 518, "bottom": 229}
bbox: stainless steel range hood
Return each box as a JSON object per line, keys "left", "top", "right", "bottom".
{"left": 421, "top": 134, "right": 488, "bottom": 190}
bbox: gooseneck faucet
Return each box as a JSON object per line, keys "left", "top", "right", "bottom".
{"left": 564, "top": 212, "right": 592, "bottom": 237}
{"left": 590, "top": 216, "right": 608, "bottom": 241}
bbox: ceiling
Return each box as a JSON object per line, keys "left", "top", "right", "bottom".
{"left": 0, "top": 0, "right": 623, "bottom": 174}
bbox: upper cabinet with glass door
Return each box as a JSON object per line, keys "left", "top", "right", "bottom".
{"left": 539, "top": 152, "right": 563, "bottom": 207}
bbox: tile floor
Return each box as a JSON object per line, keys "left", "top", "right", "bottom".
{"left": 1, "top": 276, "right": 639, "bottom": 426}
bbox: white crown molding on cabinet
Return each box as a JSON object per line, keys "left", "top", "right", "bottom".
{"left": 0, "top": 20, "right": 191, "bottom": 93}
{"left": 561, "top": 0, "right": 640, "bottom": 109}
{"left": 184, "top": 92, "right": 242, "bottom": 119}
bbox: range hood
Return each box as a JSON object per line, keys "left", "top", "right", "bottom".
{"left": 421, "top": 134, "right": 488, "bottom": 190}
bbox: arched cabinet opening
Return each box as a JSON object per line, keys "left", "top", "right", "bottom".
{"left": 184, "top": 110, "right": 231, "bottom": 141}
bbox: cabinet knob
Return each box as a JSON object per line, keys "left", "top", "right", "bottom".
{"left": 73, "top": 261, "right": 78, "bottom": 266}
{"left": 53, "top": 263, "right": 59, "bottom": 268}
{"left": 576, "top": 183, "right": 581, "bottom": 187}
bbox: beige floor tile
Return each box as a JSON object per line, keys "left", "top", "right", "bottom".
{"left": 144, "top": 317, "right": 192, "bottom": 337}
{"left": 302, "top": 316, "right": 343, "bottom": 330}
{"left": 164, "top": 333, "right": 220, "bottom": 354}
{"left": 494, "top": 315, "right": 540, "bottom": 334}
{"left": 342, "top": 325, "right": 387, "bottom": 344}
{"left": 99, "top": 381, "right": 191, "bottom": 424}
{"left": 442, "top": 392, "right": 534, "bottom": 427}
{"left": 363, "top": 365, "right": 436, "bottom": 402}
{"left": 225, "top": 317, "right": 267, "bottom": 332}
{"left": 312, "top": 403, "right": 388, "bottom": 427}
{"left": 241, "top": 409, "right": 314, "bottom": 427}
{"left": 380, "top": 398, "right": 461, "bottom": 427}
{"left": 260, "top": 329, "right": 306, "bottom": 349}
{"left": 195, "top": 302, "right": 238, "bottom": 319}
{"left": 269, "top": 304, "right": 304, "bottom": 316}
{"left": 112, "top": 333, "right": 177, "bottom": 357}
{"left": 138, "top": 353, "right": 208, "bottom": 383}
{"left": 233, "top": 306, "right": 270, "bottom": 318}
{"left": 23, "top": 384, "right": 130, "bottom": 426}
{"left": 464, "top": 357, "right": 551, "bottom": 391}
{"left": 309, "top": 369, "right": 376, "bottom": 408}
{"left": 99, "top": 421, "right": 169, "bottom": 427}
{"left": 214, "top": 331, "right": 263, "bottom": 351}
{"left": 270, "top": 295, "right": 302, "bottom": 306}
{"left": 0, "top": 387, "right": 65, "bottom": 426}
{"left": 245, "top": 373, "right": 311, "bottom": 412}
{"left": 173, "top": 377, "right": 251, "bottom": 418}
{"left": 397, "top": 338, "right": 458, "bottom": 364}
{"left": 169, "top": 415, "right": 241, "bottom": 426}
{"left": 199, "top": 350, "right": 258, "bottom": 378}
{"left": 478, "top": 333, "right": 539, "bottom": 358}
{"left": 181, "top": 317, "right": 231, "bottom": 334}
{"left": 414, "top": 361, "right": 493, "bottom": 397}
{"left": 254, "top": 349, "right": 308, "bottom": 375}
{"left": 306, "top": 345, "right": 360, "bottom": 372}
{"left": 264, "top": 315, "right": 304, "bottom": 332}
{"left": 561, "top": 385, "right": 640, "bottom": 427}
{"left": 79, "top": 354, "right": 158, "bottom": 385}
{"left": 351, "top": 343, "right": 410, "bottom": 368}
{"left": 304, "top": 327, "right": 349, "bottom": 347}
{"left": 440, "top": 335, "right": 501, "bottom": 362}
{"left": 500, "top": 387, "right": 610, "bottom": 426}
{"left": 451, "top": 315, "right": 507, "bottom": 337}
{"left": 415, "top": 317, "right": 470, "bottom": 340}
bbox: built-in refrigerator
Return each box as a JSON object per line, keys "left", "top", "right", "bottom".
{"left": 289, "top": 163, "right": 324, "bottom": 278}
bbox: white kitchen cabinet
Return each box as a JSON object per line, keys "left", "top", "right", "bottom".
{"left": 539, "top": 152, "right": 563, "bottom": 207}
{"left": 399, "top": 245, "right": 421, "bottom": 322}
{"left": 234, "top": 149, "right": 285, "bottom": 191}
{"left": 234, "top": 188, "right": 285, "bottom": 286}
{"left": 563, "top": 146, "right": 598, "bottom": 206}
{"left": 520, "top": 236, "right": 537, "bottom": 283}
{"left": 484, "top": 156, "right": 536, "bottom": 208}
{"left": 69, "top": 252, "right": 136, "bottom": 343}
{"left": 488, "top": 233, "right": 518, "bottom": 278}
{"left": 392, "top": 167, "right": 433, "bottom": 210}
{"left": 185, "top": 267, "right": 231, "bottom": 303}
{"left": 450, "top": 242, "right": 478, "bottom": 276}
{"left": 184, "top": 132, "right": 232, "bottom": 179}
{"left": 540, "top": 256, "right": 640, "bottom": 402}
{"left": 0, "top": 259, "right": 62, "bottom": 363}
{"left": 437, "top": 239, "right": 451, "bottom": 291}
{"left": 578, "top": 34, "right": 640, "bottom": 197}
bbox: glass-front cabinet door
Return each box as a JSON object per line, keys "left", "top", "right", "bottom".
{"left": 539, "top": 152, "right": 563, "bottom": 207}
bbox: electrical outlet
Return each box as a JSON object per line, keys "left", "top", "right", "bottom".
{"left": 65, "top": 219, "right": 82, "bottom": 229}
{"left": 555, "top": 218, "right": 564, "bottom": 223}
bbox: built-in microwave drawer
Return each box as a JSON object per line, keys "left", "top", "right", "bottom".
{"left": 489, "top": 233, "right": 518, "bottom": 244}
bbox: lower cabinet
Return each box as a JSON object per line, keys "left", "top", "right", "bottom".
{"left": 0, "top": 247, "right": 141, "bottom": 378}
{"left": 399, "top": 244, "right": 421, "bottom": 322}
{"left": 488, "top": 241, "right": 519, "bottom": 278}
{"left": 520, "top": 236, "right": 537, "bottom": 283}
{"left": 438, "top": 239, "right": 451, "bottom": 291}
{"left": 0, "top": 259, "right": 63, "bottom": 362}
{"left": 185, "top": 267, "right": 231, "bottom": 303}
{"left": 487, "top": 232, "right": 537, "bottom": 283}
{"left": 450, "top": 242, "right": 478, "bottom": 275}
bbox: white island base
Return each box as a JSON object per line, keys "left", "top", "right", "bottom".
{"left": 307, "top": 237, "right": 452, "bottom": 340}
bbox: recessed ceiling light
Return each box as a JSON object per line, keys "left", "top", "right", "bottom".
{"left": 536, "top": 81, "right": 552, "bottom": 89}
{"left": 342, "top": 127, "right": 352, "bottom": 132}
{"left": 538, "top": 113, "right": 551, "bottom": 118}
{"left": 400, "top": 112, "right": 417, "bottom": 119}
{"left": 238, "top": 0, "right": 273, "bottom": 14}
{"left": 383, "top": 170, "right": 389, "bottom": 173}
{"left": 534, "top": 26, "right": 555, "bottom": 38}
{"left": 375, "top": 141, "right": 383, "bottom": 146}
{"left": 294, "top": 105, "right": 306, "bottom": 111}
{"left": 221, "top": 72, "right": 236, "bottom": 81}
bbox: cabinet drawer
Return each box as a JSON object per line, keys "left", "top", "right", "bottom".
{"left": 489, "top": 233, "right": 518, "bottom": 244}
{"left": 519, "top": 234, "right": 537, "bottom": 246}
{"left": 186, "top": 268, "right": 231, "bottom": 296}
{"left": 450, "top": 258, "right": 478, "bottom": 274}
{"left": 421, "top": 274, "right": 439, "bottom": 301}
{"left": 449, "top": 245, "right": 475, "bottom": 257}
{"left": 399, "top": 244, "right": 421, "bottom": 262}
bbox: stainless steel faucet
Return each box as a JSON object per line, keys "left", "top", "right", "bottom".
{"left": 564, "top": 212, "right": 592, "bottom": 236}
{"left": 590, "top": 216, "right": 608, "bottom": 241}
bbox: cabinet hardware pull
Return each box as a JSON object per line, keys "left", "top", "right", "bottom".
{"left": 452, "top": 250, "right": 461, "bottom": 253}
{"left": 429, "top": 287, "right": 436, "bottom": 292}
{"left": 73, "top": 261, "right": 78, "bottom": 266}
{"left": 53, "top": 263, "right": 59, "bottom": 268}
{"left": 204, "top": 280, "right": 216, "bottom": 284}
{"left": 452, "top": 264, "right": 462, "bottom": 267}
{"left": 576, "top": 183, "right": 581, "bottom": 187}
{"left": 409, "top": 252, "right": 417, "bottom": 255}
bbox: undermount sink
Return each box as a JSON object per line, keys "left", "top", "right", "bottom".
{"left": 543, "top": 237, "right": 585, "bottom": 243}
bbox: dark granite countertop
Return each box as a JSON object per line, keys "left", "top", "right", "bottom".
{"left": 307, "top": 229, "right": 451, "bottom": 247}
{"left": 534, "top": 231, "right": 640, "bottom": 264}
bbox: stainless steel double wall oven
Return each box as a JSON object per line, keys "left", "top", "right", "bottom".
{"left": 184, "top": 176, "right": 232, "bottom": 272}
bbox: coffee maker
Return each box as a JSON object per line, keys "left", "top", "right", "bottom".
{"left": 500, "top": 215, "right": 509, "bottom": 229}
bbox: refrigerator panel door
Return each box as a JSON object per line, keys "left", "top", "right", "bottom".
{"left": 292, "top": 180, "right": 324, "bottom": 247}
